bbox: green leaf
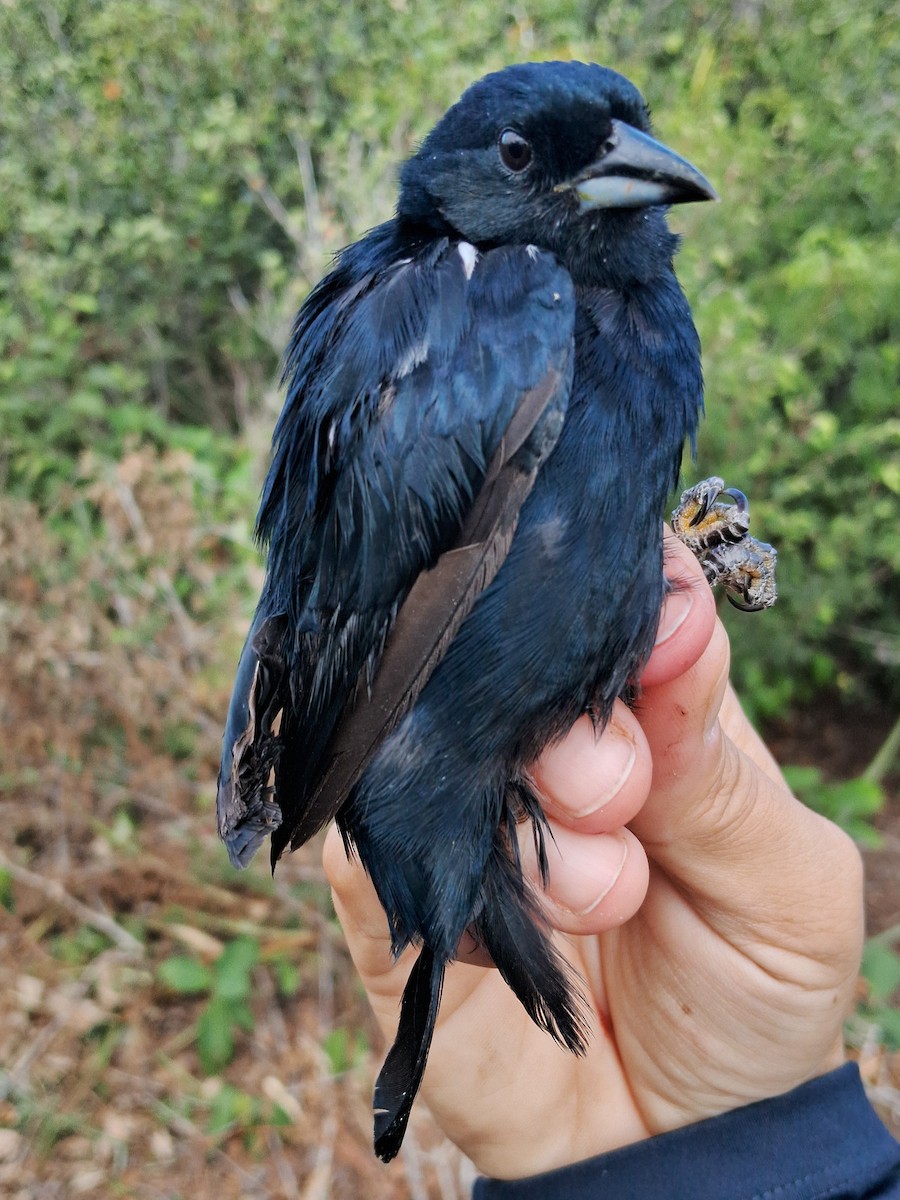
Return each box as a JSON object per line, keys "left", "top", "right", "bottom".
{"left": 197, "top": 997, "right": 235, "bottom": 1074}
{"left": 158, "top": 956, "right": 213, "bottom": 995}
{"left": 0, "top": 868, "right": 13, "bottom": 913}
{"left": 872, "top": 1006, "right": 900, "bottom": 1050}
{"left": 784, "top": 766, "right": 885, "bottom": 843}
{"left": 322, "top": 1027, "right": 350, "bottom": 1075}
{"left": 862, "top": 941, "right": 900, "bottom": 1003}
{"left": 322, "top": 1026, "right": 367, "bottom": 1075}
{"left": 272, "top": 956, "right": 300, "bottom": 997}
{"left": 230, "top": 1000, "right": 255, "bottom": 1034}
{"left": 213, "top": 937, "right": 259, "bottom": 1001}
{"left": 782, "top": 765, "right": 822, "bottom": 793}
{"left": 206, "top": 1084, "right": 257, "bottom": 1134}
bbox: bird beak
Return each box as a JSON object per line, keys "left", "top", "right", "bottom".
{"left": 569, "top": 120, "right": 719, "bottom": 210}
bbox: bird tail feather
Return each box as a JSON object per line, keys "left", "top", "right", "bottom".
{"left": 474, "top": 833, "right": 589, "bottom": 1054}
{"left": 373, "top": 945, "right": 445, "bottom": 1163}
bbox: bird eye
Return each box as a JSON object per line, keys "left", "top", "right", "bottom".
{"left": 498, "top": 129, "right": 532, "bottom": 173}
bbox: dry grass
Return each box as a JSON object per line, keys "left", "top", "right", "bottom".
{"left": 0, "top": 450, "right": 471, "bottom": 1198}
{"left": 0, "top": 447, "right": 896, "bottom": 1198}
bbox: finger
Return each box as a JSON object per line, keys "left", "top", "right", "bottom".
{"left": 630, "top": 617, "right": 864, "bottom": 967}
{"left": 640, "top": 530, "right": 717, "bottom": 689}
{"left": 529, "top": 706, "right": 651, "bottom": 834}
{"left": 647, "top": 529, "right": 794, "bottom": 799}
{"left": 522, "top": 823, "right": 650, "bottom": 935}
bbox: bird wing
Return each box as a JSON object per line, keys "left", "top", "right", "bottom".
{"left": 217, "top": 238, "right": 575, "bottom": 868}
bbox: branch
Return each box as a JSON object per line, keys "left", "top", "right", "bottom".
{"left": 864, "top": 712, "right": 900, "bottom": 784}
{"left": 0, "top": 849, "right": 142, "bottom": 954}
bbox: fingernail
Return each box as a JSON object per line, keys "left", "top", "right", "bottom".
{"left": 548, "top": 829, "right": 628, "bottom": 916}
{"left": 538, "top": 718, "right": 636, "bottom": 818}
{"left": 572, "top": 728, "right": 636, "bottom": 817}
{"left": 655, "top": 585, "right": 693, "bottom": 646}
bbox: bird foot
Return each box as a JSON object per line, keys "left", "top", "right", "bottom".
{"left": 672, "top": 477, "right": 777, "bottom": 612}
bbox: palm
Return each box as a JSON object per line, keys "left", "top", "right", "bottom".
{"left": 325, "top": 545, "right": 862, "bottom": 1180}
{"left": 420, "top": 802, "right": 850, "bottom": 1179}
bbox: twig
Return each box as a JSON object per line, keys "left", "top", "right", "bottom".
{"left": 864, "top": 712, "right": 900, "bottom": 784}
{"left": 434, "top": 1140, "right": 470, "bottom": 1200}
{"left": 301, "top": 1112, "right": 336, "bottom": 1200}
{"left": 290, "top": 133, "right": 323, "bottom": 270}
{"left": 94, "top": 779, "right": 183, "bottom": 819}
{"left": 113, "top": 476, "right": 200, "bottom": 663}
{"left": 267, "top": 1129, "right": 301, "bottom": 1199}
{"left": 154, "top": 1100, "right": 265, "bottom": 1188}
{"left": 244, "top": 174, "right": 305, "bottom": 250}
{"left": 256, "top": 966, "right": 292, "bottom": 1058}
{"left": 5, "top": 949, "right": 138, "bottom": 1088}
{"left": 868, "top": 1083, "right": 900, "bottom": 1123}
{"left": 144, "top": 912, "right": 316, "bottom": 948}
{"left": 400, "top": 1120, "right": 430, "bottom": 1200}
{"left": 227, "top": 282, "right": 291, "bottom": 354}
{"left": 75, "top": 854, "right": 239, "bottom": 910}
{"left": 0, "top": 849, "right": 142, "bottom": 954}
{"left": 317, "top": 919, "right": 335, "bottom": 1037}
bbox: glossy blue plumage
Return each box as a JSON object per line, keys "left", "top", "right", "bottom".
{"left": 217, "top": 60, "right": 710, "bottom": 1160}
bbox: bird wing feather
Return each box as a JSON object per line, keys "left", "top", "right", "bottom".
{"left": 217, "top": 238, "right": 575, "bottom": 868}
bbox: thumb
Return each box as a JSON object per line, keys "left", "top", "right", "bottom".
{"left": 630, "top": 612, "right": 862, "bottom": 977}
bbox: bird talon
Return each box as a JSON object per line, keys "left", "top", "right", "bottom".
{"left": 673, "top": 478, "right": 777, "bottom": 611}
{"left": 674, "top": 476, "right": 749, "bottom": 549}
{"left": 721, "top": 486, "right": 749, "bottom": 515}
{"left": 677, "top": 475, "right": 725, "bottom": 528}
{"left": 727, "top": 593, "right": 766, "bottom": 613}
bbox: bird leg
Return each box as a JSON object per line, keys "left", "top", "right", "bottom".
{"left": 672, "top": 477, "right": 777, "bottom": 612}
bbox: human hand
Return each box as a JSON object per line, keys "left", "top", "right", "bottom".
{"left": 323, "top": 534, "right": 864, "bottom": 1180}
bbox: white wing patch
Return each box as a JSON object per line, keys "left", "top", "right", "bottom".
{"left": 395, "top": 339, "right": 430, "bottom": 380}
{"left": 457, "top": 241, "right": 479, "bottom": 280}
{"left": 526, "top": 244, "right": 540, "bottom": 262}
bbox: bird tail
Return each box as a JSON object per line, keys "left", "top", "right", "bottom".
{"left": 370, "top": 782, "right": 587, "bottom": 1162}
{"left": 473, "top": 829, "right": 589, "bottom": 1055}
{"left": 373, "top": 945, "right": 445, "bottom": 1162}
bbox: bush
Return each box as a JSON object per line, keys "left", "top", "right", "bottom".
{"left": 2, "top": 0, "right": 896, "bottom": 715}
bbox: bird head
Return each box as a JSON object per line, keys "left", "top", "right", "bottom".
{"left": 398, "top": 61, "right": 717, "bottom": 286}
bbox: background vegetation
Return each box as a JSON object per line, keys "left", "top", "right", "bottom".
{"left": 1, "top": 0, "right": 897, "bottom": 1196}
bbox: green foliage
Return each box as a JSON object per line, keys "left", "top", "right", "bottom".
{"left": 0, "top": 868, "right": 13, "bottom": 912}
{"left": 50, "top": 926, "right": 113, "bottom": 967}
{"left": 1, "top": 0, "right": 896, "bottom": 715}
{"left": 322, "top": 1025, "right": 369, "bottom": 1075}
{"left": 640, "top": 1, "right": 900, "bottom": 715}
{"left": 13, "top": 1092, "right": 96, "bottom": 1158}
{"left": 863, "top": 940, "right": 900, "bottom": 1004}
{"left": 271, "top": 954, "right": 301, "bottom": 997}
{"left": 101, "top": 807, "right": 140, "bottom": 852}
{"left": 856, "top": 933, "right": 900, "bottom": 1049}
{"left": 157, "top": 936, "right": 259, "bottom": 1073}
{"left": 205, "top": 1083, "right": 291, "bottom": 1136}
{"left": 782, "top": 764, "right": 885, "bottom": 846}
{"left": 158, "top": 956, "right": 214, "bottom": 994}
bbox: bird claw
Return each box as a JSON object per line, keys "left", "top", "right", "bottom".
{"left": 672, "top": 477, "right": 777, "bottom": 611}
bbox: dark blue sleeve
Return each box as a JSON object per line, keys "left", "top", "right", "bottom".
{"left": 473, "top": 1065, "right": 900, "bottom": 1199}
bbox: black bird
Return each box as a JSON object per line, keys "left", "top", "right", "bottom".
{"left": 217, "top": 61, "right": 717, "bottom": 1160}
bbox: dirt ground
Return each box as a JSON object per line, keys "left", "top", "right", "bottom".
{"left": 0, "top": 466, "right": 897, "bottom": 1198}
